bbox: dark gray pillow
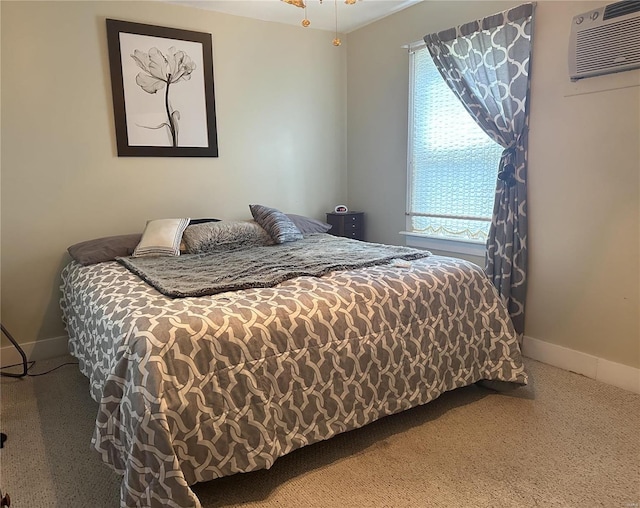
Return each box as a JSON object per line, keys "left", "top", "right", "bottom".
{"left": 68, "top": 234, "right": 142, "bottom": 265}
{"left": 286, "top": 214, "right": 332, "bottom": 234}
{"left": 249, "top": 204, "right": 303, "bottom": 244}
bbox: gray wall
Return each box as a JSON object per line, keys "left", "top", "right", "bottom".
{"left": 2, "top": 1, "right": 638, "bottom": 370}
{"left": 346, "top": 1, "right": 639, "bottom": 368}
{"left": 1, "top": 1, "right": 347, "bottom": 349}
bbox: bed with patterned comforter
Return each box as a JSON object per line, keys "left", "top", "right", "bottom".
{"left": 60, "top": 234, "right": 527, "bottom": 508}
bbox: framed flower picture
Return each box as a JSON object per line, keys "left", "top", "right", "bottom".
{"left": 106, "top": 19, "right": 218, "bottom": 157}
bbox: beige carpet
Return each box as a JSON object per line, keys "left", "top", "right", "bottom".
{"left": 1, "top": 356, "right": 639, "bottom": 508}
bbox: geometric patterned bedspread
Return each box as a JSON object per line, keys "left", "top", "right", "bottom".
{"left": 60, "top": 252, "right": 527, "bottom": 508}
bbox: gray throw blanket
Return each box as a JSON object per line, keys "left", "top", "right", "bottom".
{"left": 117, "top": 234, "right": 431, "bottom": 298}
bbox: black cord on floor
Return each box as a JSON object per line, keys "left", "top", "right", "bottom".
{"left": 1, "top": 324, "right": 78, "bottom": 378}
{"left": 0, "top": 360, "right": 35, "bottom": 378}
{"left": 0, "top": 324, "right": 28, "bottom": 378}
{"left": 0, "top": 360, "right": 78, "bottom": 377}
{"left": 26, "top": 361, "right": 79, "bottom": 377}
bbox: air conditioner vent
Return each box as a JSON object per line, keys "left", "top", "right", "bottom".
{"left": 569, "top": 2, "right": 640, "bottom": 80}
{"left": 603, "top": 0, "right": 640, "bottom": 20}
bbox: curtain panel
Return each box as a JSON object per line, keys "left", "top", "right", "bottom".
{"left": 423, "top": 3, "right": 535, "bottom": 335}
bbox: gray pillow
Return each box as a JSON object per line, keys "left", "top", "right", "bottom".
{"left": 182, "top": 220, "right": 274, "bottom": 254}
{"left": 286, "top": 214, "right": 332, "bottom": 234}
{"left": 250, "top": 204, "right": 303, "bottom": 244}
{"left": 68, "top": 234, "right": 142, "bottom": 265}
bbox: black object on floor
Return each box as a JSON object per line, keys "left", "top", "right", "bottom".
{"left": 0, "top": 324, "right": 28, "bottom": 378}
{"left": 0, "top": 488, "right": 10, "bottom": 506}
{"left": 0, "top": 433, "right": 6, "bottom": 448}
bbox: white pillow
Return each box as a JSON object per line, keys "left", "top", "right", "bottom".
{"left": 132, "top": 218, "right": 190, "bottom": 257}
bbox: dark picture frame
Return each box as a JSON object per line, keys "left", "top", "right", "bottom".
{"left": 106, "top": 19, "right": 218, "bottom": 157}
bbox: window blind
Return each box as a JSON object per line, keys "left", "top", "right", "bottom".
{"left": 408, "top": 47, "right": 503, "bottom": 242}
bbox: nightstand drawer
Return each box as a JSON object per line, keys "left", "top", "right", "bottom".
{"left": 326, "top": 212, "right": 365, "bottom": 241}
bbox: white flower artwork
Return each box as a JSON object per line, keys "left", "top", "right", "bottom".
{"left": 131, "top": 46, "right": 196, "bottom": 147}
{"left": 119, "top": 33, "right": 208, "bottom": 148}
{"left": 107, "top": 20, "right": 218, "bottom": 157}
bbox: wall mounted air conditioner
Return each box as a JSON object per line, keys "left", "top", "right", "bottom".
{"left": 569, "top": 0, "right": 640, "bottom": 81}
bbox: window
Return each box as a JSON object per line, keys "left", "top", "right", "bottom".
{"left": 406, "top": 46, "right": 503, "bottom": 246}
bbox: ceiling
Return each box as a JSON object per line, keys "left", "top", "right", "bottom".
{"left": 166, "top": 0, "right": 422, "bottom": 33}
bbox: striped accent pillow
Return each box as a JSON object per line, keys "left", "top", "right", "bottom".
{"left": 249, "top": 204, "right": 303, "bottom": 244}
{"left": 133, "top": 218, "right": 190, "bottom": 257}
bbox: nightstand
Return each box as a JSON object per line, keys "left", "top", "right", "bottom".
{"left": 326, "top": 212, "right": 364, "bottom": 241}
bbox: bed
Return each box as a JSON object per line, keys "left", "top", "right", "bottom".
{"left": 60, "top": 215, "right": 527, "bottom": 508}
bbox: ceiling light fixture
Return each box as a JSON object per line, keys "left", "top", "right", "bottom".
{"left": 281, "top": 0, "right": 361, "bottom": 46}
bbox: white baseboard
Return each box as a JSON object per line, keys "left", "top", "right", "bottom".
{"left": 1, "top": 335, "right": 69, "bottom": 367}
{"left": 523, "top": 335, "right": 640, "bottom": 394}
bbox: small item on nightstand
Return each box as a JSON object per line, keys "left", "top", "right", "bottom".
{"left": 334, "top": 204, "right": 348, "bottom": 213}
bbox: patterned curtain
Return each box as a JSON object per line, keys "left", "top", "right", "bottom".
{"left": 423, "top": 3, "right": 535, "bottom": 335}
